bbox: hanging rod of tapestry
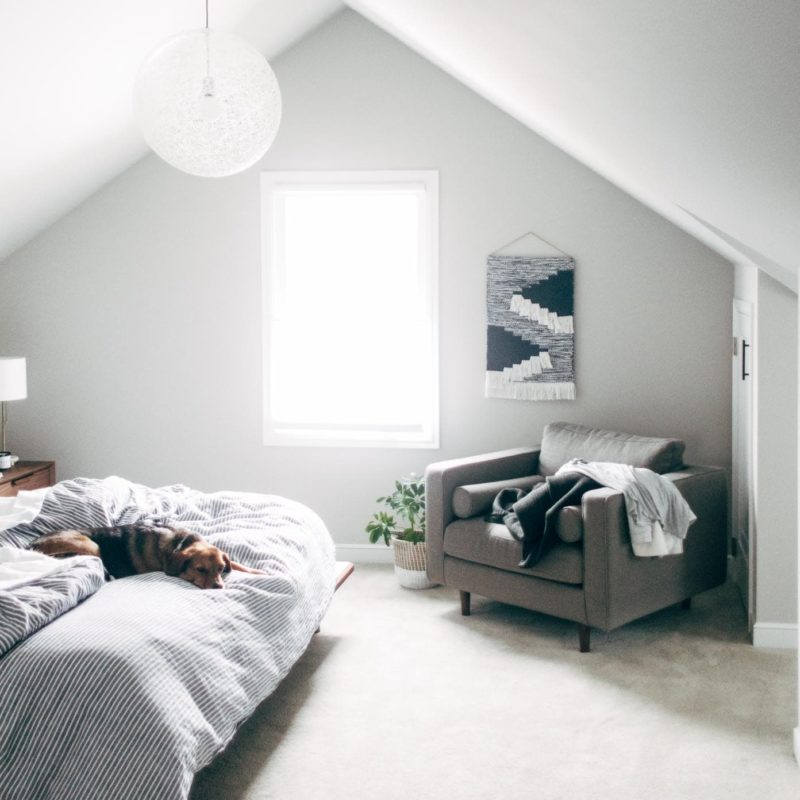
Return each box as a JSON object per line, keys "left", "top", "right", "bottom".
{"left": 491, "top": 231, "right": 570, "bottom": 257}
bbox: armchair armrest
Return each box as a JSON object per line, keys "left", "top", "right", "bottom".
{"left": 581, "top": 465, "right": 728, "bottom": 631}
{"left": 425, "top": 447, "right": 540, "bottom": 583}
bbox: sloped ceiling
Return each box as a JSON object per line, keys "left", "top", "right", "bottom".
{"left": 3, "top": 0, "right": 799, "bottom": 292}
{"left": 347, "top": 0, "right": 800, "bottom": 290}
{"left": 0, "top": 0, "right": 340, "bottom": 263}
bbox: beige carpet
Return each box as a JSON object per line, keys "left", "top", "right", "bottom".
{"left": 190, "top": 565, "right": 799, "bottom": 800}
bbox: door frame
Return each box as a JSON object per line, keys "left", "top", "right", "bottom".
{"left": 731, "top": 298, "right": 755, "bottom": 632}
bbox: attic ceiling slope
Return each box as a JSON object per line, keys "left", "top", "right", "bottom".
{"left": 348, "top": 0, "right": 800, "bottom": 291}
{"left": 0, "top": 0, "right": 341, "bottom": 264}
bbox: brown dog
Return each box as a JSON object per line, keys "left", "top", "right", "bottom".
{"left": 29, "top": 524, "right": 265, "bottom": 590}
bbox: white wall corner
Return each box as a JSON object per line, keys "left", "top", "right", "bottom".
{"left": 795, "top": 726, "right": 800, "bottom": 767}
{"left": 752, "top": 622, "right": 798, "bottom": 650}
{"left": 335, "top": 543, "right": 394, "bottom": 564}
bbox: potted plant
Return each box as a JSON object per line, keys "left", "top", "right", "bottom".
{"left": 366, "top": 473, "right": 435, "bottom": 589}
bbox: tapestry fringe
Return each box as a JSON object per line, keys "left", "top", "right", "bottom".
{"left": 485, "top": 373, "right": 576, "bottom": 401}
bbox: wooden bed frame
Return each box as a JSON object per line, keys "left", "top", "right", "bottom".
{"left": 334, "top": 561, "right": 354, "bottom": 591}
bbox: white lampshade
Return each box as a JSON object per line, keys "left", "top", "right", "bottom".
{"left": 134, "top": 28, "right": 282, "bottom": 178}
{"left": 0, "top": 357, "right": 26, "bottom": 401}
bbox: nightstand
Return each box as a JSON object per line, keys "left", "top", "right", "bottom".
{"left": 0, "top": 461, "right": 56, "bottom": 497}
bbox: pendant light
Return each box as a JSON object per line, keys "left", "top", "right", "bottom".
{"left": 134, "top": 0, "right": 282, "bottom": 177}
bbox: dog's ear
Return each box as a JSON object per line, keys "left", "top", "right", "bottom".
{"left": 165, "top": 542, "right": 194, "bottom": 576}
{"left": 165, "top": 550, "right": 185, "bottom": 576}
{"left": 222, "top": 553, "right": 232, "bottom": 575}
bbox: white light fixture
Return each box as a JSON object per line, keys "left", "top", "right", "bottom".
{"left": 134, "top": 1, "right": 282, "bottom": 177}
{"left": 0, "top": 357, "right": 27, "bottom": 455}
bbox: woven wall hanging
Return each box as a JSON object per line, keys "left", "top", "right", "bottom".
{"left": 485, "top": 234, "right": 575, "bottom": 400}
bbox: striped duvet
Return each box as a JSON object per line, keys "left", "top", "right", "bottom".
{"left": 0, "top": 553, "right": 106, "bottom": 657}
{"left": 0, "top": 477, "right": 335, "bottom": 800}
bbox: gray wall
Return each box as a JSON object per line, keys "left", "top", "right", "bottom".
{"left": 0, "top": 10, "right": 733, "bottom": 553}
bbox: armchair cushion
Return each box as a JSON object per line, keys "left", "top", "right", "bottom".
{"left": 539, "top": 422, "right": 685, "bottom": 476}
{"left": 444, "top": 518, "right": 583, "bottom": 584}
{"left": 452, "top": 474, "right": 544, "bottom": 518}
{"left": 556, "top": 505, "right": 583, "bottom": 543}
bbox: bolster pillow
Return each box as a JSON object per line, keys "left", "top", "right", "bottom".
{"left": 452, "top": 475, "right": 544, "bottom": 519}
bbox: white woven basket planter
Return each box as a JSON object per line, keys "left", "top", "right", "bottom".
{"left": 391, "top": 536, "right": 435, "bottom": 589}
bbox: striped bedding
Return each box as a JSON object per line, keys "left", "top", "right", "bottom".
{"left": 0, "top": 552, "right": 106, "bottom": 657}
{"left": 0, "top": 477, "right": 336, "bottom": 800}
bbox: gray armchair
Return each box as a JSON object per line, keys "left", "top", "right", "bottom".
{"left": 425, "top": 422, "right": 728, "bottom": 652}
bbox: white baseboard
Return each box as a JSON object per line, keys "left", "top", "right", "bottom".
{"left": 752, "top": 622, "right": 798, "bottom": 650}
{"left": 335, "top": 544, "right": 393, "bottom": 564}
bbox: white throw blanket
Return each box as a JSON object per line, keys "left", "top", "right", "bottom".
{"left": 556, "top": 459, "right": 697, "bottom": 556}
{"left": 0, "top": 546, "right": 82, "bottom": 591}
{"left": 0, "top": 487, "right": 49, "bottom": 534}
{"left": 0, "top": 488, "right": 61, "bottom": 589}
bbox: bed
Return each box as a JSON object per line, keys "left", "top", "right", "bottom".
{"left": 0, "top": 476, "right": 336, "bottom": 800}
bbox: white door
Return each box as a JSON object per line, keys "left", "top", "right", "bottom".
{"left": 731, "top": 299, "right": 754, "bottom": 633}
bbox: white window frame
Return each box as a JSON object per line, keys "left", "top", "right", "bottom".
{"left": 261, "top": 170, "right": 439, "bottom": 448}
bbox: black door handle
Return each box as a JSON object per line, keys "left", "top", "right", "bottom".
{"left": 742, "top": 340, "right": 749, "bottom": 380}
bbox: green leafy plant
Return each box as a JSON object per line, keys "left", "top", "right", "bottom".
{"left": 366, "top": 474, "right": 426, "bottom": 546}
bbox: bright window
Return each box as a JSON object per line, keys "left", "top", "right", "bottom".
{"left": 261, "top": 171, "right": 439, "bottom": 447}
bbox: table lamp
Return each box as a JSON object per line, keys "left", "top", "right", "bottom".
{"left": 0, "top": 357, "right": 27, "bottom": 456}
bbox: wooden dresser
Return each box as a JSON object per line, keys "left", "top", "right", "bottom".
{"left": 0, "top": 461, "right": 56, "bottom": 497}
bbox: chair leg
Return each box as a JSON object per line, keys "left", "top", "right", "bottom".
{"left": 460, "top": 590, "right": 471, "bottom": 616}
{"left": 578, "top": 623, "right": 591, "bottom": 653}
{"left": 681, "top": 597, "right": 692, "bottom": 610}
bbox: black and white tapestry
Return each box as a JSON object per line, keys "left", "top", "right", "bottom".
{"left": 485, "top": 254, "right": 575, "bottom": 400}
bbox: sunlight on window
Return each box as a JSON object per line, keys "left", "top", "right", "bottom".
{"left": 262, "top": 172, "right": 438, "bottom": 447}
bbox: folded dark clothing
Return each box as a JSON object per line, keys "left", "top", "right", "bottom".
{"left": 490, "top": 472, "right": 601, "bottom": 568}
{"left": 485, "top": 487, "right": 529, "bottom": 523}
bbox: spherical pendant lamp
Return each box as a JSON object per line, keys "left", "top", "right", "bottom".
{"left": 134, "top": 22, "right": 281, "bottom": 178}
